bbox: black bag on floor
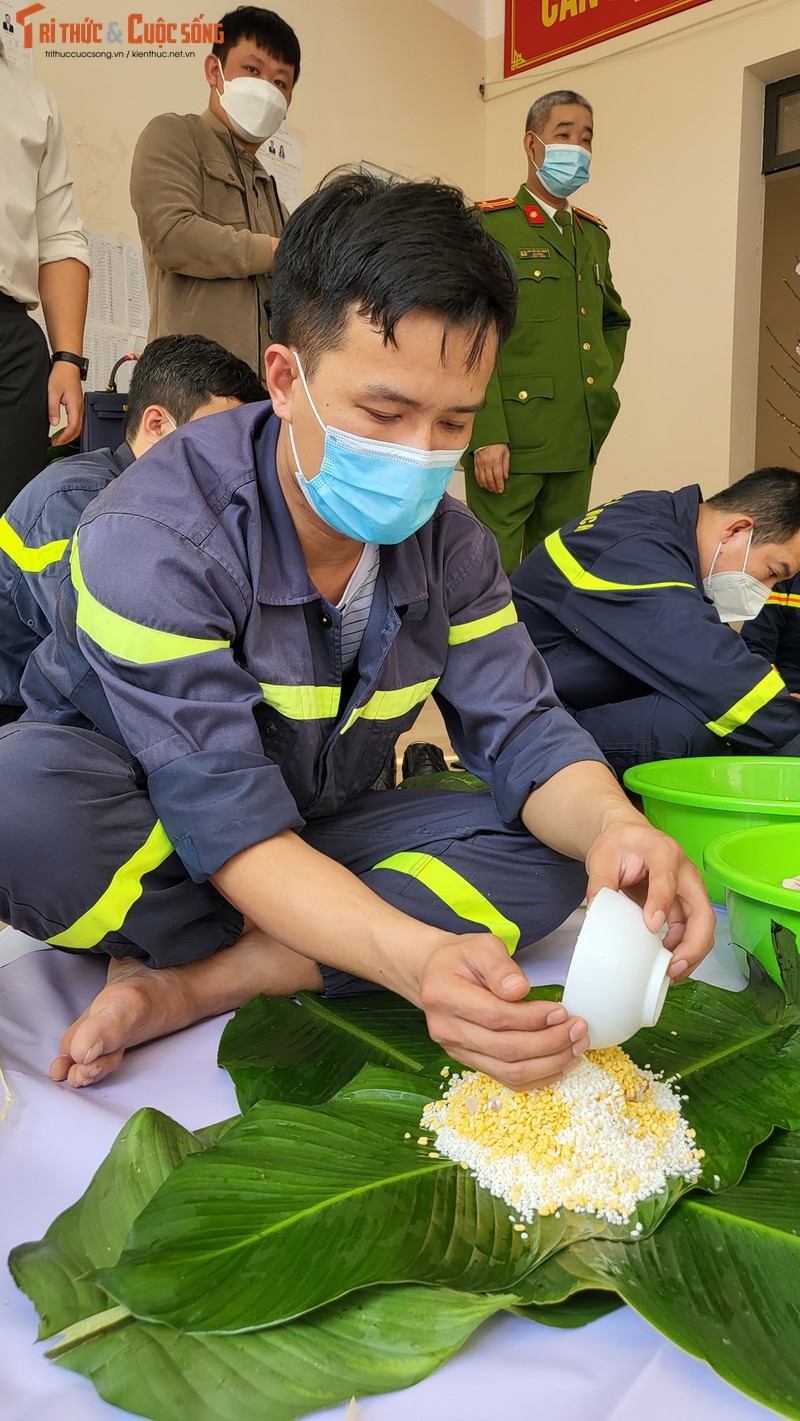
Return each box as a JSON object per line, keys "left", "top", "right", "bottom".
{"left": 80, "top": 353, "right": 139, "bottom": 453}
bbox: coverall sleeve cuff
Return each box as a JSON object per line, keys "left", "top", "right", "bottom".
{"left": 147, "top": 752, "right": 305, "bottom": 882}
{"left": 492, "top": 707, "right": 612, "bottom": 824}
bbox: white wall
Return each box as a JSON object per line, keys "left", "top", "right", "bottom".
{"left": 482, "top": 0, "right": 800, "bottom": 500}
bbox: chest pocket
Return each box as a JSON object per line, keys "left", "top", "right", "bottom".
{"left": 515, "top": 266, "right": 562, "bottom": 323}
{"left": 201, "top": 158, "right": 248, "bottom": 229}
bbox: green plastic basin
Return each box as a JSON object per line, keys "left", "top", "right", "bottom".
{"left": 623, "top": 758, "right": 800, "bottom": 904}
{"left": 704, "top": 823, "right": 800, "bottom": 982}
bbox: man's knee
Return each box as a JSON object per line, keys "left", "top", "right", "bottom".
{"left": 0, "top": 723, "right": 139, "bottom": 911}
{"left": 650, "top": 699, "right": 721, "bottom": 761}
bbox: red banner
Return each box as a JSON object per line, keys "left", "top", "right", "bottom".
{"left": 505, "top": 0, "right": 715, "bottom": 76}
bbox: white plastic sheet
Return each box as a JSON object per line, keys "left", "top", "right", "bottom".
{"left": 0, "top": 918, "right": 777, "bottom": 1421}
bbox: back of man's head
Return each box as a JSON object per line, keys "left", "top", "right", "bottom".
{"left": 706, "top": 467, "right": 800, "bottom": 543}
{"left": 269, "top": 170, "right": 519, "bottom": 377}
{"left": 213, "top": 5, "right": 300, "bottom": 80}
{"left": 123, "top": 334, "right": 265, "bottom": 441}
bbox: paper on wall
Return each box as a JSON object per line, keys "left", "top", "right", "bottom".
{"left": 83, "top": 231, "right": 149, "bottom": 387}
{"left": 258, "top": 122, "right": 303, "bottom": 213}
{"left": 0, "top": 19, "right": 33, "bottom": 76}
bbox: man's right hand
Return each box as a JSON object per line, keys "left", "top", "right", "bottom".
{"left": 473, "top": 444, "right": 510, "bottom": 494}
{"left": 417, "top": 933, "right": 589, "bottom": 1090}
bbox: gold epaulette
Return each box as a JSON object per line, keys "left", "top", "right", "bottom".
{"left": 573, "top": 205, "right": 607, "bottom": 229}
{"left": 475, "top": 197, "right": 516, "bottom": 212}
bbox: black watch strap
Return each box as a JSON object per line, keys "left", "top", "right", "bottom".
{"left": 51, "top": 350, "right": 89, "bottom": 379}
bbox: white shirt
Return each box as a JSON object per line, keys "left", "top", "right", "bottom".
{"left": 336, "top": 543, "right": 380, "bottom": 670}
{"left": 0, "top": 55, "right": 90, "bottom": 307}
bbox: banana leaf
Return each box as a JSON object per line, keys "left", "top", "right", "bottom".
{"left": 516, "top": 1128, "right": 800, "bottom": 1420}
{"left": 9, "top": 1105, "right": 518, "bottom": 1421}
{"left": 9, "top": 1108, "right": 206, "bottom": 1339}
{"left": 219, "top": 991, "right": 448, "bottom": 1111}
{"left": 12, "top": 930, "right": 800, "bottom": 1414}
{"left": 221, "top": 925, "right": 800, "bottom": 1192}
{"left": 516, "top": 1289, "right": 623, "bottom": 1329}
{"left": 50, "top": 1286, "right": 518, "bottom": 1421}
{"left": 94, "top": 1084, "right": 633, "bottom": 1333}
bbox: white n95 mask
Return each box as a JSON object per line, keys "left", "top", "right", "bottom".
{"left": 702, "top": 528, "right": 771, "bottom": 623}
{"left": 218, "top": 73, "right": 287, "bottom": 144}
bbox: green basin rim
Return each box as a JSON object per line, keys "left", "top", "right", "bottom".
{"left": 705, "top": 825, "right": 800, "bottom": 912}
{"left": 623, "top": 760, "right": 800, "bottom": 813}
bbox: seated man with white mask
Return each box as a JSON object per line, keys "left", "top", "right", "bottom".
{"left": 130, "top": 6, "right": 298, "bottom": 375}
{"left": 511, "top": 468, "right": 800, "bottom": 774}
{"left": 0, "top": 173, "right": 713, "bottom": 1090}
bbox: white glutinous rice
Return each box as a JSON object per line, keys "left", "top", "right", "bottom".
{"left": 419, "top": 1045, "right": 704, "bottom": 1226}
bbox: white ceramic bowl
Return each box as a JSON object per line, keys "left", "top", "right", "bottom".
{"left": 561, "top": 887, "right": 672, "bottom": 1049}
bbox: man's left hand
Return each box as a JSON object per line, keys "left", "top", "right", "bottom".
{"left": 48, "top": 362, "right": 84, "bottom": 445}
{"left": 584, "top": 815, "right": 716, "bottom": 981}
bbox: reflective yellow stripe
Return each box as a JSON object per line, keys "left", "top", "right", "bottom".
{"left": 260, "top": 683, "right": 340, "bottom": 719}
{"left": 0, "top": 516, "right": 69, "bottom": 573}
{"left": 47, "top": 820, "right": 174, "bottom": 949}
{"left": 71, "top": 538, "right": 230, "bottom": 665}
{"left": 372, "top": 851, "right": 520, "bottom": 953}
{"left": 705, "top": 667, "right": 786, "bottom": 737}
{"left": 544, "top": 530, "right": 695, "bottom": 593}
{"left": 340, "top": 678, "right": 439, "bottom": 735}
{"left": 767, "top": 592, "right": 800, "bottom": 608}
{"left": 448, "top": 602, "right": 517, "bottom": 645}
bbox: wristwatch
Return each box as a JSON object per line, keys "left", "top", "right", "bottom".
{"left": 51, "top": 351, "right": 89, "bottom": 380}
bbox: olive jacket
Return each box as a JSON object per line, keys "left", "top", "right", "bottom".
{"left": 130, "top": 108, "right": 287, "bottom": 374}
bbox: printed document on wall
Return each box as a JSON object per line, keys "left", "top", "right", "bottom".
{"left": 258, "top": 123, "right": 303, "bottom": 212}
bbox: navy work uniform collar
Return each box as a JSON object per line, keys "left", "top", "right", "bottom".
{"left": 253, "top": 408, "right": 431, "bottom": 620}
{"left": 111, "top": 441, "right": 137, "bottom": 475}
{"left": 674, "top": 483, "right": 704, "bottom": 588}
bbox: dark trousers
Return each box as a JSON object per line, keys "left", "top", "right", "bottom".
{"left": 569, "top": 694, "right": 723, "bottom": 777}
{"left": 0, "top": 722, "right": 587, "bottom": 984}
{"left": 0, "top": 296, "right": 50, "bottom": 510}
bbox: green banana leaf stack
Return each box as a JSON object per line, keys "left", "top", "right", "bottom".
{"left": 9, "top": 925, "right": 800, "bottom": 1421}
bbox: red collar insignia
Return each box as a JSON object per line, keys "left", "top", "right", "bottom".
{"left": 523, "top": 205, "right": 545, "bottom": 226}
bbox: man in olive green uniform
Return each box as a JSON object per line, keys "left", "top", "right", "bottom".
{"left": 464, "top": 90, "right": 630, "bottom": 574}
{"left": 130, "top": 8, "right": 299, "bottom": 376}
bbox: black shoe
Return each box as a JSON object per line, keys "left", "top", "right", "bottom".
{"left": 401, "top": 741, "right": 449, "bottom": 781}
{"left": 371, "top": 746, "right": 397, "bottom": 791}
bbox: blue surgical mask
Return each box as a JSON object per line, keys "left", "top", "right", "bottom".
{"left": 288, "top": 354, "right": 466, "bottom": 544}
{"left": 534, "top": 136, "right": 591, "bottom": 200}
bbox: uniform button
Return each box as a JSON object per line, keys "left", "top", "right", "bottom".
{"left": 586, "top": 376, "right": 595, "bottom": 385}
{"left": 518, "top": 390, "right": 528, "bottom": 401}
{"left": 320, "top": 613, "right": 332, "bottom": 627}
{"left": 577, "top": 273, "right": 583, "bottom": 282}
{"left": 583, "top": 342, "right": 591, "bottom": 351}
{"left": 580, "top": 306, "right": 587, "bottom": 316}
{"left": 533, "top": 269, "right": 541, "bottom": 277}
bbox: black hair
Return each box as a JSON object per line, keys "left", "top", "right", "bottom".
{"left": 525, "top": 90, "right": 593, "bottom": 135}
{"left": 213, "top": 6, "right": 300, "bottom": 81}
{"left": 707, "top": 466, "right": 800, "bottom": 544}
{"left": 124, "top": 334, "right": 265, "bottom": 438}
{"left": 270, "top": 170, "right": 519, "bottom": 376}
